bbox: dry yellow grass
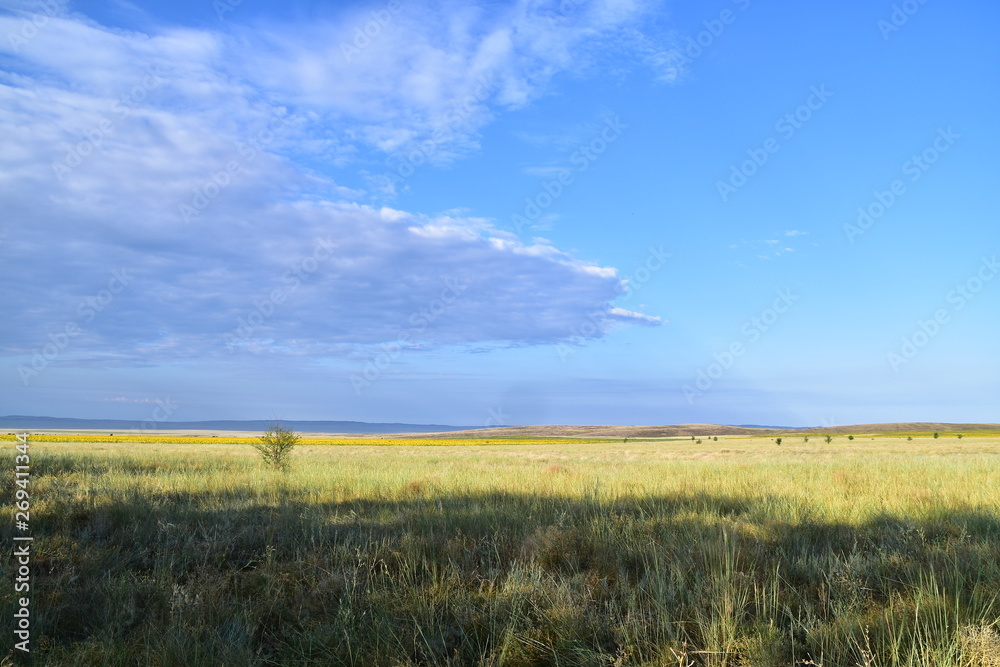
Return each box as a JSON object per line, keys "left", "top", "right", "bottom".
{"left": 3, "top": 433, "right": 999, "bottom": 665}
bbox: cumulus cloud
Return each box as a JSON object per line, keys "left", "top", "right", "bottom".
{"left": 0, "top": 1, "right": 664, "bottom": 370}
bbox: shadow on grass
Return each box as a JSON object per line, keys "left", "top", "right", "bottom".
{"left": 3, "top": 478, "right": 999, "bottom": 666}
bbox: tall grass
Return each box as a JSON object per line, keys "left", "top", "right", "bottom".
{"left": 2, "top": 438, "right": 999, "bottom": 665}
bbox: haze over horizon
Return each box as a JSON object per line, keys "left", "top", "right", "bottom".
{"left": 1, "top": 0, "right": 997, "bottom": 427}
{"left": 5, "top": 414, "right": 997, "bottom": 437}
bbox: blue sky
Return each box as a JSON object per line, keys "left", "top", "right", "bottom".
{"left": 1, "top": 0, "right": 997, "bottom": 427}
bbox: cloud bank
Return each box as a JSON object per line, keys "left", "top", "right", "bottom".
{"left": 0, "top": 0, "right": 665, "bottom": 371}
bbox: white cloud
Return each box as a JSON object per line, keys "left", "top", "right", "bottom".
{"left": 730, "top": 237, "right": 799, "bottom": 260}
{"left": 220, "top": 0, "right": 663, "bottom": 162}
{"left": 102, "top": 396, "right": 160, "bottom": 403}
{"left": 0, "top": 3, "right": 665, "bottom": 369}
{"left": 521, "top": 165, "right": 572, "bottom": 179}
{"left": 607, "top": 307, "right": 662, "bottom": 325}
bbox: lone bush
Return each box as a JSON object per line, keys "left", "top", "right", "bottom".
{"left": 252, "top": 422, "right": 299, "bottom": 469}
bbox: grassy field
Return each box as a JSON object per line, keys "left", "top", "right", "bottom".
{"left": 3, "top": 435, "right": 1000, "bottom": 665}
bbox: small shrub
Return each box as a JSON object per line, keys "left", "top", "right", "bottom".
{"left": 776, "top": 437, "right": 782, "bottom": 445}
{"left": 957, "top": 434, "right": 964, "bottom": 439}
{"left": 696, "top": 439, "right": 702, "bottom": 444}
{"left": 848, "top": 435, "right": 854, "bottom": 440}
{"left": 251, "top": 422, "right": 299, "bottom": 470}
{"left": 713, "top": 436, "right": 718, "bottom": 441}
{"left": 907, "top": 436, "right": 913, "bottom": 441}
{"left": 933, "top": 432, "right": 940, "bottom": 439}
{"left": 804, "top": 436, "right": 809, "bottom": 442}
{"left": 824, "top": 435, "right": 833, "bottom": 444}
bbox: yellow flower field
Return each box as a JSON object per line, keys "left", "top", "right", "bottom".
{"left": 0, "top": 433, "right": 616, "bottom": 446}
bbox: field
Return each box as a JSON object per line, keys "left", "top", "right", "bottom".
{"left": 3, "top": 434, "right": 1000, "bottom": 665}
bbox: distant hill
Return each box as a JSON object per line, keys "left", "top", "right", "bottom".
{"left": 0, "top": 416, "right": 479, "bottom": 434}
{"left": 419, "top": 424, "right": 780, "bottom": 438}
{"left": 421, "top": 422, "right": 1000, "bottom": 438}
